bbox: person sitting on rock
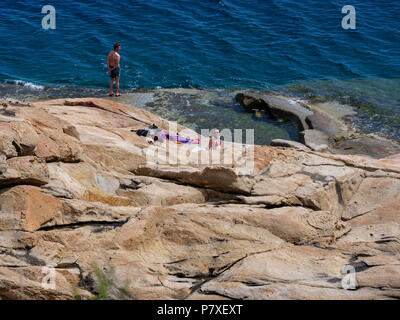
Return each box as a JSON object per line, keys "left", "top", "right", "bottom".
{"left": 209, "top": 129, "right": 223, "bottom": 150}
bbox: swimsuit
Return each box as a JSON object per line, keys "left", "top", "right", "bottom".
{"left": 110, "top": 66, "right": 120, "bottom": 78}
{"left": 210, "top": 137, "right": 222, "bottom": 148}
{"left": 160, "top": 132, "right": 200, "bottom": 144}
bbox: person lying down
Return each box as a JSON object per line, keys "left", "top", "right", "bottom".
{"left": 131, "top": 125, "right": 223, "bottom": 151}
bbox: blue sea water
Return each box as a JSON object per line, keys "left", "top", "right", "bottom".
{"left": 0, "top": 0, "right": 399, "bottom": 139}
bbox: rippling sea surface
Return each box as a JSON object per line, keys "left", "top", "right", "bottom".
{"left": 0, "top": 0, "right": 399, "bottom": 141}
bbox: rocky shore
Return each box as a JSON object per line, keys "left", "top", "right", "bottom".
{"left": 235, "top": 91, "right": 400, "bottom": 158}
{"left": 0, "top": 96, "right": 400, "bottom": 300}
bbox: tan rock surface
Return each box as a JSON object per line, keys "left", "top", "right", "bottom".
{"left": 0, "top": 97, "right": 399, "bottom": 300}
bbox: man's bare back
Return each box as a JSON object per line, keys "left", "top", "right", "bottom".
{"left": 107, "top": 51, "right": 120, "bottom": 70}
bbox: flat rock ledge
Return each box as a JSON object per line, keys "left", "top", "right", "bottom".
{"left": 0, "top": 97, "right": 400, "bottom": 300}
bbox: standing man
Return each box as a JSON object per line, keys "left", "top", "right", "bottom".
{"left": 107, "top": 43, "right": 121, "bottom": 96}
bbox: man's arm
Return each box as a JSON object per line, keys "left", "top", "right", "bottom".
{"left": 107, "top": 53, "right": 112, "bottom": 75}
{"left": 108, "top": 52, "right": 117, "bottom": 75}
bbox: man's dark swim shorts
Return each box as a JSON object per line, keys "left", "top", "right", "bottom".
{"left": 110, "top": 67, "right": 120, "bottom": 79}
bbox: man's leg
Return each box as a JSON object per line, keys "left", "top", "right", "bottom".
{"left": 109, "top": 78, "right": 114, "bottom": 95}
{"left": 115, "top": 78, "right": 120, "bottom": 96}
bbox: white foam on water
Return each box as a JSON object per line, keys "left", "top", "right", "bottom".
{"left": 5, "top": 79, "right": 44, "bottom": 90}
